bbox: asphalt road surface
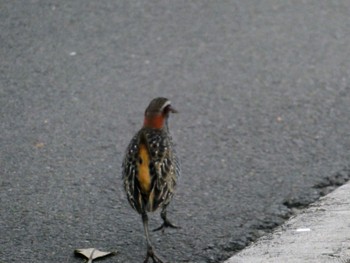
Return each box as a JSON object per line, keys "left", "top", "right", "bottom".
{"left": 1, "top": 1, "right": 350, "bottom": 262}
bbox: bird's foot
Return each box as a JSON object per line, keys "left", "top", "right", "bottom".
{"left": 153, "top": 218, "right": 180, "bottom": 233}
{"left": 143, "top": 246, "right": 165, "bottom": 263}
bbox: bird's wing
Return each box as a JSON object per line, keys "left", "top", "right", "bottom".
{"left": 122, "top": 132, "right": 141, "bottom": 212}
{"left": 144, "top": 130, "right": 179, "bottom": 208}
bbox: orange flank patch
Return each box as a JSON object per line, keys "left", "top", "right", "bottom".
{"left": 137, "top": 144, "right": 151, "bottom": 194}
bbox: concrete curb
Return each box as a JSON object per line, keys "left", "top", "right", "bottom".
{"left": 225, "top": 182, "right": 350, "bottom": 263}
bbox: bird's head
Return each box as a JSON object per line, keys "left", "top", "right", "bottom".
{"left": 143, "top": 97, "right": 177, "bottom": 129}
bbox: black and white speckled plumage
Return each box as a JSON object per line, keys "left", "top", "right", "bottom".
{"left": 122, "top": 102, "right": 180, "bottom": 214}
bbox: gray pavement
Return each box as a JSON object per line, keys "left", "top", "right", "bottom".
{"left": 1, "top": 1, "right": 350, "bottom": 263}
{"left": 225, "top": 181, "right": 350, "bottom": 263}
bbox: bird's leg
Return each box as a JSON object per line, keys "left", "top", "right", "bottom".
{"left": 153, "top": 207, "right": 180, "bottom": 232}
{"left": 142, "top": 213, "right": 164, "bottom": 263}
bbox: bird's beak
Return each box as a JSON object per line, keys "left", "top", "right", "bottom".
{"left": 169, "top": 106, "right": 178, "bottom": 113}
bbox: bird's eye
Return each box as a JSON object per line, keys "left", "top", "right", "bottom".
{"left": 162, "top": 104, "right": 177, "bottom": 114}
{"left": 163, "top": 105, "right": 171, "bottom": 115}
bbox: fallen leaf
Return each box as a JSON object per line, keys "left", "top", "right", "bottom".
{"left": 74, "top": 248, "right": 116, "bottom": 263}
{"left": 34, "top": 142, "right": 45, "bottom": 149}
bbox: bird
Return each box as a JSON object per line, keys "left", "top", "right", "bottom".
{"left": 122, "top": 97, "right": 180, "bottom": 263}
